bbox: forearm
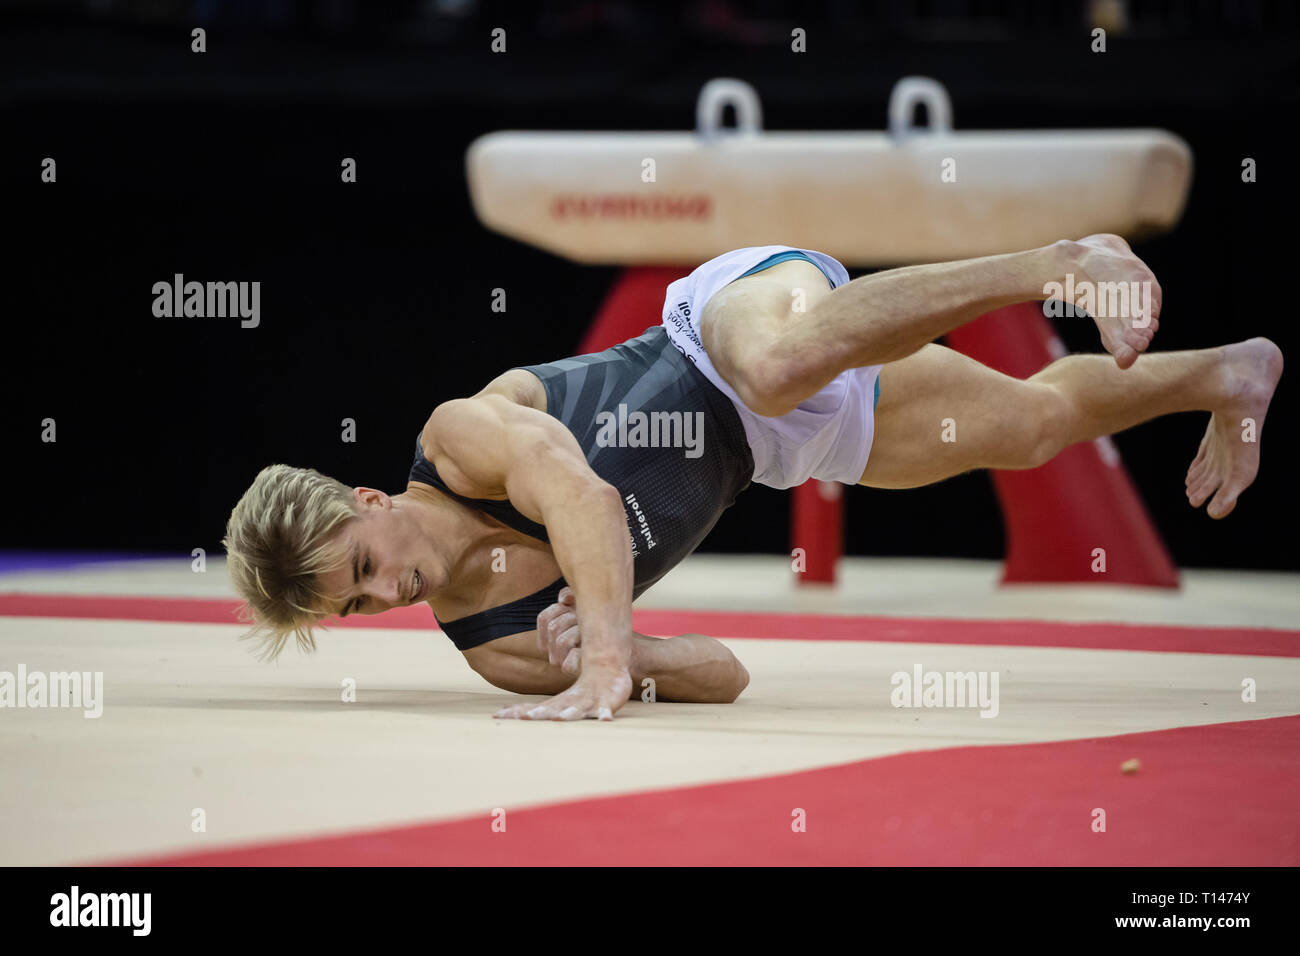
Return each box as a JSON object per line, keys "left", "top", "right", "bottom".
{"left": 431, "top": 396, "right": 641, "bottom": 718}
{"left": 542, "top": 480, "right": 634, "bottom": 670}
{"left": 801, "top": 242, "right": 1071, "bottom": 368}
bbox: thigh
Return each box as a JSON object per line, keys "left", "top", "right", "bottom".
{"left": 859, "top": 343, "right": 1055, "bottom": 489}
{"left": 699, "top": 259, "right": 836, "bottom": 393}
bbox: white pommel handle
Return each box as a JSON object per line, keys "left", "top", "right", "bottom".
{"left": 888, "top": 76, "right": 953, "bottom": 140}
{"left": 696, "top": 78, "right": 764, "bottom": 140}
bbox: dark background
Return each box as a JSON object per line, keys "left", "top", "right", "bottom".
{"left": 3, "top": 1, "right": 1297, "bottom": 569}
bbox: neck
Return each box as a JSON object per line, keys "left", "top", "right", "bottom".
{"left": 394, "top": 483, "right": 490, "bottom": 596}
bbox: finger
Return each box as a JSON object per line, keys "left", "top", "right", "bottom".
{"left": 536, "top": 600, "right": 568, "bottom": 636}
{"left": 522, "top": 689, "right": 584, "bottom": 720}
{"left": 526, "top": 701, "right": 584, "bottom": 721}
{"left": 540, "top": 688, "right": 608, "bottom": 721}
{"left": 549, "top": 628, "right": 578, "bottom": 667}
{"left": 549, "top": 610, "right": 577, "bottom": 637}
{"left": 536, "top": 602, "right": 567, "bottom": 652}
{"left": 539, "top": 609, "right": 577, "bottom": 659}
{"left": 559, "top": 586, "right": 575, "bottom": 606}
{"left": 545, "top": 613, "right": 578, "bottom": 663}
{"left": 561, "top": 646, "right": 582, "bottom": 676}
{"left": 551, "top": 625, "right": 581, "bottom": 667}
{"left": 494, "top": 701, "right": 536, "bottom": 719}
{"left": 593, "top": 688, "right": 629, "bottom": 720}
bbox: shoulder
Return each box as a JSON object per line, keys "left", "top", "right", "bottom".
{"left": 421, "top": 372, "right": 547, "bottom": 442}
{"left": 421, "top": 387, "right": 552, "bottom": 449}
{"left": 418, "top": 397, "right": 514, "bottom": 496}
{"left": 423, "top": 396, "right": 494, "bottom": 442}
{"left": 419, "top": 390, "right": 579, "bottom": 495}
{"left": 474, "top": 369, "right": 548, "bottom": 411}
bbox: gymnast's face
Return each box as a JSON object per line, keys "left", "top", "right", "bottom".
{"left": 318, "top": 488, "right": 437, "bottom": 619}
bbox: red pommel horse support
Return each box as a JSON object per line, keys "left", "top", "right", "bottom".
{"left": 466, "top": 77, "right": 1189, "bottom": 588}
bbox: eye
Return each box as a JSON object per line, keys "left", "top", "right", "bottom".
{"left": 363, "top": 557, "right": 372, "bottom": 576}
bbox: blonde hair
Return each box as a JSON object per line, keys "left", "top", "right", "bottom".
{"left": 223, "top": 464, "right": 358, "bottom": 660}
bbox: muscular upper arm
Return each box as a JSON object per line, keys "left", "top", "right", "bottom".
{"left": 421, "top": 395, "right": 611, "bottom": 523}
{"left": 464, "top": 630, "right": 664, "bottom": 697}
{"left": 462, "top": 632, "right": 575, "bottom": 696}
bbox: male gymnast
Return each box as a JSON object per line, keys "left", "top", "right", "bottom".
{"left": 224, "top": 237, "right": 1282, "bottom": 721}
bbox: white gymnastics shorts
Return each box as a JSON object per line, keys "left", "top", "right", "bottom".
{"left": 661, "top": 245, "right": 882, "bottom": 490}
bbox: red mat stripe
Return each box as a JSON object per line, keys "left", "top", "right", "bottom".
{"left": 1, "top": 592, "right": 1296, "bottom": 657}
{"left": 112, "top": 715, "right": 1300, "bottom": 866}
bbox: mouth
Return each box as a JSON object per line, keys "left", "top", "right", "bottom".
{"left": 409, "top": 569, "right": 428, "bottom": 604}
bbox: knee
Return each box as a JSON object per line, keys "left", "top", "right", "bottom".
{"left": 1021, "top": 387, "right": 1072, "bottom": 468}
{"left": 729, "top": 353, "right": 807, "bottom": 418}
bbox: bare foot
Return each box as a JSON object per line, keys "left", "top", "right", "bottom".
{"left": 1070, "top": 233, "right": 1163, "bottom": 370}
{"left": 1186, "top": 338, "right": 1283, "bottom": 518}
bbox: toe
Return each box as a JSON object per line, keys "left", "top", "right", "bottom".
{"left": 1207, "top": 488, "right": 1238, "bottom": 519}
{"left": 1186, "top": 430, "right": 1213, "bottom": 486}
{"left": 1188, "top": 475, "right": 1218, "bottom": 508}
{"left": 1113, "top": 345, "right": 1138, "bottom": 369}
{"left": 1127, "top": 328, "right": 1154, "bottom": 353}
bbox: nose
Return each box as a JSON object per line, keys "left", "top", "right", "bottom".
{"left": 367, "top": 575, "right": 403, "bottom": 608}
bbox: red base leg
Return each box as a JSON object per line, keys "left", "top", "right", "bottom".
{"left": 792, "top": 480, "right": 843, "bottom": 584}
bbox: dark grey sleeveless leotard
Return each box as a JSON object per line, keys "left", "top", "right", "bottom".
{"left": 410, "top": 325, "right": 755, "bottom": 651}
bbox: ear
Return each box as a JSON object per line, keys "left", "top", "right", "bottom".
{"left": 352, "top": 487, "right": 393, "bottom": 510}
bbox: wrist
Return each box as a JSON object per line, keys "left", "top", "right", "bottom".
{"left": 582, "top": 652, "right": 632, "bottom": 674}
{"left": 576, "top": 610, "right": 633, "bottom": 666}
{"left": 1040, "top": 239, "right": 1079, "bottom": 293}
